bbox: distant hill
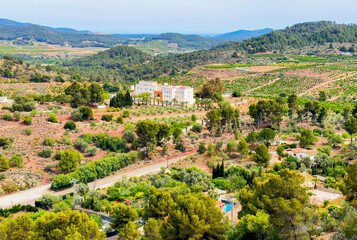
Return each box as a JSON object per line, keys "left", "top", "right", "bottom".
{"left": 0, "top": 18, "right": 91, "bottom": 34}
{"left": 216, "top": 28, "right": 274, "bottom": 40}
{"left": 142, "top": 33, "right": 227, "bottom": 50}
{"left": 0, "top": 22, "right": 127, "bottom": 48}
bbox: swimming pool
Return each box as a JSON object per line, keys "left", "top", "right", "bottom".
{"left": 223, "top": 203, "right": 233, "bottom": 212}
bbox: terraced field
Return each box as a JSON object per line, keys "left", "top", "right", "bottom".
{"left": 251, "top": 76, "right": 327, "bottom": 96}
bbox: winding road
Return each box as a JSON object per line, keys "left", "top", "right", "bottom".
{"left": 0, "top": 154, "right": 191, "bottom": 209}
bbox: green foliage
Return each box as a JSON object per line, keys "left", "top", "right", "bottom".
{"left": 43, "top": 138, "right": 55, "bottom": 146}
{"left": 111, "top": 204, "right": 138, "bottom": 230}
{"left": 0, "top": 137, "right": 13, "bottom": 148}
{"left": 248, "top": 100, "right": 283, "bottom": 129}
{"left": 38, "top": 147, "right": 52, "bottom": 158}
{"left": 101, "top": 114, "right": 114, "bottom": 122}
{"left": 229, "top": 210, "right": 271, "bottom": 240}
{"left": 144, "top": 188, "right": 176, "bottom": 219}
{"left": 47, "top": 113, "right": 58, "bottom": 123}
{"left": 23, "top": 127, "right": 33, "bottom": 135}
{"left": 341, "top": 161, "right": 357, "bottom": 208}
{"left": 0, "top": 156, "right": 9, "bottom": 171}
{"left": 160, "top": 193, "right": 229, "bottom": 240}
{"left": 57, "top": 149, "right": 83, "bottom": 173}
{"left": 64, "top": 120, "right": 76, "bottom": 130}
{"left": 197, "top": 141, "right": 206, "bottom": 154}
{"left": 51, "top": 152, "right": 139, "bottom": 190}
{"left": 34, "top": 194, "right": 60, "bottom": 210}
{"left": 1, "top": 113, "right": 13, "bottom": 121}
{"left": 110, "top": 90, "right": 133, "bottom": 108}
{"left": 9, "top": 155, "right": 24, "bottom": 168}
{"left": 239, "top": 169, "right": 312, "bottom": 239}
{"left": 299, "top": 128, "right": 317, "bottom": 147}
{"left": 253, "top": 144, "right": 270, "bottom": 166}
{"left": 22, "top": 115, "right": 32, "bottom": 125}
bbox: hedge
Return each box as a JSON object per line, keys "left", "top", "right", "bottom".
{"left": 51, "top": 151, "right": 142, "bottom": 190}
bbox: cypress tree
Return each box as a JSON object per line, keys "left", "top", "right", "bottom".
{"left": 221, "top": 161, "right": 225, "bottom": 177}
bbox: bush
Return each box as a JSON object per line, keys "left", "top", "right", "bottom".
{"left": 71, "top": 109, "right": 82, "bottom": 121}
{"left": 43, "top": 138, "right": 56, "bottom": 146}
{"left": 22, "top": 115, "right": 33, "bottom": 125}
{"left": 78, "top": 106, "right": 93, "bottom": 121}
{"left": 198, "top": 141, "right": 206, "bottom": 154}
{"left": 13, "top": 111, "right": 21, "bottom": 121}
{"left": 123, "top": 130, "right": 136, "bottom": 143}
{"left": 47, "top": 113, "right": 58, "bottom": 123}
{"left": 1, "top": 113, "right": 13, "bottom": 121}
{"left": 116, "top": 116, "right": 123, "bottom": 124}
{"left": 101, "top": 114, "right": 114, "bottom": 122}
{"left": 39, "top": 147, "right": 52, "bottom": 158}
{"left": 191, "top": 114, "right": 197, "bottom": 121}
{"left": 10, "top": 155, "right": 24, "bottom": 168}
{"left": 85, "top": 146, "right": 98, "bottom": 156}
{"left": 191, "top": 123, "right": 203, "bottom": 133}
{"left": 0, "top": 156, "right": 9, "bottom": 171}
{"left": 232, "top": 90, "right": 242, "bottom": 98}
{"left": 54, "top": 150, "right": 64, "bottom": 160}
{"left": 35, "top": 194, "right": 61, "bottom": 210}
{"left": 23, "top": 127, "right": 33, "bottom": 135}
{"left": 64, "top": 121, "right": 77, "bottom": 130}
{"left": 75, "top": 138, "right": 89, "bottom": 152}
{"left": 0, "top": 137, "right": 13, "bottom": 148}
{"left": 58, "top": 136, "right": 73, "bottom": 145}
{"left": 122, "top": 109, "right": 130, "bottom": 118}
{"left": 44, "top": 163, "right": 56, "bottom": 172}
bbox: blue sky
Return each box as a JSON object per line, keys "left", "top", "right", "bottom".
{"left": 1, "top": 0, "right": 356, "bottom": 34}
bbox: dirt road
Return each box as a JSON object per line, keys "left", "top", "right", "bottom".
{"left": 0, "top": 155, "right": 191, "bottom": 209}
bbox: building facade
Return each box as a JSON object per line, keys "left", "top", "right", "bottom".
{"left": 134, "top": 81, "right": 195, "bottom": 104}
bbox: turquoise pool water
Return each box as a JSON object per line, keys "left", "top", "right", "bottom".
{"left": 223, "top": 203, "right": 233, "bottom": 212}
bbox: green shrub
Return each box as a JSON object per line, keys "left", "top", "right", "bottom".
{"left": 78, "top": 106, "right": 93, "bottom": 121}
{"left": 64, "top": 121, "right": 76, "bottom": 130}
{"left": 0, "top": 156, "right": 9, "bottom": 171}
{"left": 22, "top": 115, "right": 33, "bottom": 125}
{"left": 75, "top": 138, "right": 89, "bottom": 152}
{"left": 13, "top": 111, "right": 21, "bottom": 121}
{"left": 116, "top": 116, "right": 123, "bottom": 124}
{"left": 47, "top": 113, "right": 58, "bottom": 123}
{"left": 1, "top": 113, "right": 13, "bottom": 121}
{"left": 39, "top": 147, "right": 52, "bottom": 158}
{"left": 44, "top": 163, "right": 56, "bottom": 172}
{"left": 85, "top": 146, "right": 98, "bottom": 156}
{"left": 43, "top": 138, "right": 56, "bottom": 146}
{"left": 0, "top": 137, "right": 13, "bottom": 148}
{"left": 123, "top": 130, "right": 136, "bottom": 143}
{"left": 54, "top": 150, "right": 64, "bottom": 160}
{"left": 122, "top": 109, "right": 130, "bottom": 118}
{"left": 23, "top": 127, "right": 33, "bottom": 135}
{"left": 191, "top": 123, "right": 203, "bottom": 133}
{"left": 10, "top": 155, "right": 24, "bottom": 168}
{"left": 101, "top": 114, "right": 114, "bottom": 122}
{"left": 71, "top": 109, "right": 82, "bottom": 121}
{"left": 58, "top": 136, "right": 72, "bottom": 145}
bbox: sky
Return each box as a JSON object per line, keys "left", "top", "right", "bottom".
{"left": 1, "top": 0, "right": 357, "bottom": 34}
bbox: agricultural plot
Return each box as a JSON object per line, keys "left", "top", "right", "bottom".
{"left": 224, "top": 75, "right": 277, "bottom": 93}
{"left": 251, "top": 76, "right": 327, "bottom": 96}
{"left": 311, "top": 74, "right": 357, "bottom": 100}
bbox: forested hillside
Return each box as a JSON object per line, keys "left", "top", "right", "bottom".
{"left": 63, "top": 21, "right": 357, "bottom": 82}
{"left": 214, "top": 21, "right": 357, "bottom": 53}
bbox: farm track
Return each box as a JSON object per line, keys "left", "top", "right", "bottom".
{"left": 243, "top": 77, "right": 281, "bottom": 94}
{"left": 298, "top": 72, "right": 357, "bottom": 96}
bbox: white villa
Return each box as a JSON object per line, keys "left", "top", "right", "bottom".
{"left": 133, "top": 81, "right": 195, "bottom": 104}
